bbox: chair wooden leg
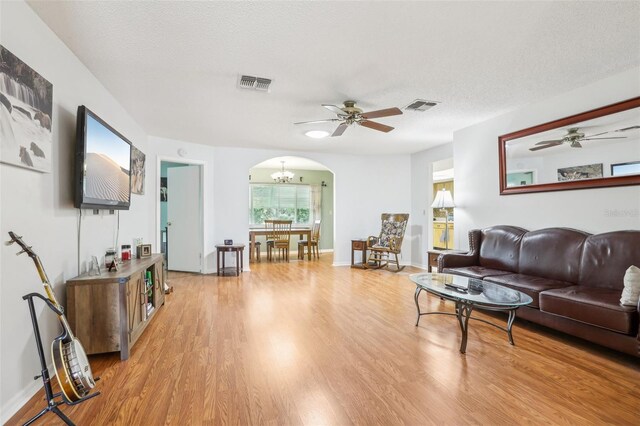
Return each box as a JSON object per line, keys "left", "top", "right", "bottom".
{"left": 392, "top": 252, "right": 405, "bottom": 272}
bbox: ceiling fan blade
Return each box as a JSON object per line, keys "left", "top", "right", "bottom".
{"left": 585, "top": 131, "right": 609, "bottom": 137}
{"left": 331, "top": 123, "right": 349, "bottom": 137}
{"left": 294, "top": 119, "right": 342, "bottom": 125}
{"left": 322, "top": 104, "right": 348, "bottom": 116}
{"left": 529, "top": 141, "right": 563, "bottom": 151}
{"left": 614, "top": 125, "right": 640, "bottom": 132}
{"left": 581, "top": 136, "right": 627, "bottom": 141}
{"left": 535, "top": 139, "right": 562, "bottom": 145}
{"left": 361, "top": 107, "right": 403, "bottom": 120}
{"left": 360, "top": 120, "right": 394, "bottom": 133}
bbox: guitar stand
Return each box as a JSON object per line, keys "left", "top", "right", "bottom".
{"left": 22, "top": 293, "right": 100, "bottom": 426}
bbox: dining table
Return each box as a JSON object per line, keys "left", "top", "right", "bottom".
{"left": 249, "top": 227, "right": 312, "bottom": 261}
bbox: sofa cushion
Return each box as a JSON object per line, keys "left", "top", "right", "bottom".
{"left": 518, "top": 228, "right": 587, "bottom": 284}
{"left": 443, "top": 266, "right": 512, "bottom": 280}
{"left": 540, "top": 286, "right": 638, "bottom": 334}
{"left": 478, "top": 226, "right": 527, "bottom": 273}
{"left": 579, "top": 231, "right": 640, "bottom": 289}
{"left": 484, "top": 274, "right": 573, "bottom": 309}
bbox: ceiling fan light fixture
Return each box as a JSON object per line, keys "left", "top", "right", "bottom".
{"left": 305, "top": 130, "right": 330, "bottom": 139}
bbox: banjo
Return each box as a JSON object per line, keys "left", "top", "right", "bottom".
{"left": 7, "top": 231, "right": 96, "bottom": 402}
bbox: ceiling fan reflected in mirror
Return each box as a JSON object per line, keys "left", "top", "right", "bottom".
{"left": 529, "top": 126, "right": 638, "bottom": 151}
{"left": 295, "top": 100, "right": 403, "bottom": 137}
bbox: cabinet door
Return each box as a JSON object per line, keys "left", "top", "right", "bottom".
{"left": 433, "top": 225, "right": 444, "bottom": 249}
{"left": 127, "top": 273, "right": 145, "bottom": 343}
{"left": 154, "top": 260, "right": 165, "bottom": 307}
{"left": 434, "top": 224, "right": 453, "bottom": 249}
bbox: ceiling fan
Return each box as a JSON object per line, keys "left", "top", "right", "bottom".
{"left": 295, "top": 100, "right": 403, "bottom": 137}
{"left": 529, "top": 126, "right": 634, "bottom": 151}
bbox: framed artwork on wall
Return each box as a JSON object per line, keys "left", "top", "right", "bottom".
{"left": 0, "top": 45, "right": 54, "bottom": 173}
{"left": 131, "top": 145, "right": 145, "bottom": 195}
{"left": 160, "top": 177, "right": 167, "bottom": 201}
{"left": 557, "top": 163, "right": 603, "bottom": 182}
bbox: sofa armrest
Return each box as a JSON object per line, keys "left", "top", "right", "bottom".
{"left": 438, "top": 252, "right": 475, "bottom": 271}
{"left": 437, "top": 229, "right": 481, "bottom": 272}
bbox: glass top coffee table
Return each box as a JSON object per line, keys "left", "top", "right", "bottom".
{"left": 410, "top": 273, "right": 533, "bottom": 353}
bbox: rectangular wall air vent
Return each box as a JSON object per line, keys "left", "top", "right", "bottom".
{"left": 404, "top": 99, "right": 439, "bottom": 112}
{"left": 238, "top": 74, "right": 272, "bottom": 92}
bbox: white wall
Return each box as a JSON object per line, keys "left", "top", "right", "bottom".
{"left": 453, "top": 67, "right": 640, "bottom": 250}
{"left": 410, "top": 143, "right": 453, "bottom": 268}
{"left": 0, "top": 1, "right": 153, "bottom": 421}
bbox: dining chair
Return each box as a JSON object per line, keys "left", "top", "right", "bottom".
{"left": 264, "top": 219, "right": 276, "bottom": 261}
{"left": 270, "top": 220, "right": 292, "bottom": 262}
{"left": 298, "top": 219, "right": 321, "bottom": 260}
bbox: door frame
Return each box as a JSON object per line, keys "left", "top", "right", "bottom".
{"left": 156, "top": 156, "right": 205, "bottom": 273}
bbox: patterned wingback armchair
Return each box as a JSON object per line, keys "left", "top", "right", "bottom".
{"left": 366, "top": 213, "right": 409, "bottom": 272}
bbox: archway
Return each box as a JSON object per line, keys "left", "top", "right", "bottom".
{"left": 248, "top": 156, "right": 335, "bottom": 263}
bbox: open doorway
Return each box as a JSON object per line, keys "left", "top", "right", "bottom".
{"left": 431, "top": 157, "right": 455, "bottom": 250}
{"left": 157, "top": 159, "right": 204, "bottom": 273}
{"left": 248, "top": 156, "right": 335, "bottom": 263}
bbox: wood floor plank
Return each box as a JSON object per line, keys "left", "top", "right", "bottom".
{"left": 7, "top": 256, "right": 640, "bottom": 425}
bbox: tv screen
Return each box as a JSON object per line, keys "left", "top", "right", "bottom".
{"left": 74, "top": 106, "right": 132, "bottom": 209}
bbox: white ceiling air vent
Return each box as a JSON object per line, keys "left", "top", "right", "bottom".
{"left": 404, "top": 99, "right": 439, "bottom": 112}
{"left": 238, "top": 74, "right": 272, "bottom": 92}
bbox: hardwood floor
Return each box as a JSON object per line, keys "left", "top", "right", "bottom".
{"left": 8, "top": 256, "right": 640, "bottom": 425}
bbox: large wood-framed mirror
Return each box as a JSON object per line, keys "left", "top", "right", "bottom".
{"left": 498, "top": 97, "right": 640, "bottom": 195}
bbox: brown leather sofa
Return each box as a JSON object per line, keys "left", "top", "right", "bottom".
{"left": 438, "top": 225, "right": 640, "bottom": 357}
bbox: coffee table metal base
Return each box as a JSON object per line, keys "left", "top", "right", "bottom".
{"left": 414, "top": 287, "right": 518, "bottom": 354}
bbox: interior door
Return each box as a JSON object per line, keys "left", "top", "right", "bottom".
{"left": 167, "top": 165, "right": 202, "bottom": 272}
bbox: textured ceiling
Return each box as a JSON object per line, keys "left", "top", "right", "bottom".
{"left": 27, "top": 1, "right": 640, "bottom": 155}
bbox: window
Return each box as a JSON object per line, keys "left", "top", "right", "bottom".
{"left": 250, "top": 184, "right": 311, "bottom": 225}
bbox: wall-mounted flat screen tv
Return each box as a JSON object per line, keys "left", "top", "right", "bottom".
{"left": 74, "top": 106, "right": 132, "bottom": 210}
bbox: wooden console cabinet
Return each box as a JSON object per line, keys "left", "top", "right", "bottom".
{"left": 66, "top": 254, "right": 165, "bottom": 360}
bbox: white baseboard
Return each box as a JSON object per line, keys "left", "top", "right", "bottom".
{"left": 411, "top": 263, "right": 428, "bottom": 270}
{"left": 1, "top": 364, "right": 53, "bottom": 424}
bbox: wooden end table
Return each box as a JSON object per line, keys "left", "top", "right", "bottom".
{"left": 216, "top": 244, "right": 245, "bottom": 276}
{"left": 351, "top": 239, "right": 368, "bottom": 269}
{"left": 427, "top": 249, "right": 466, "bottom": 272}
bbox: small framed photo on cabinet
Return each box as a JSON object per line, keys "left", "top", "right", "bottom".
{"left": 137, "top": 244, "right": 152, "bottom": 258}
